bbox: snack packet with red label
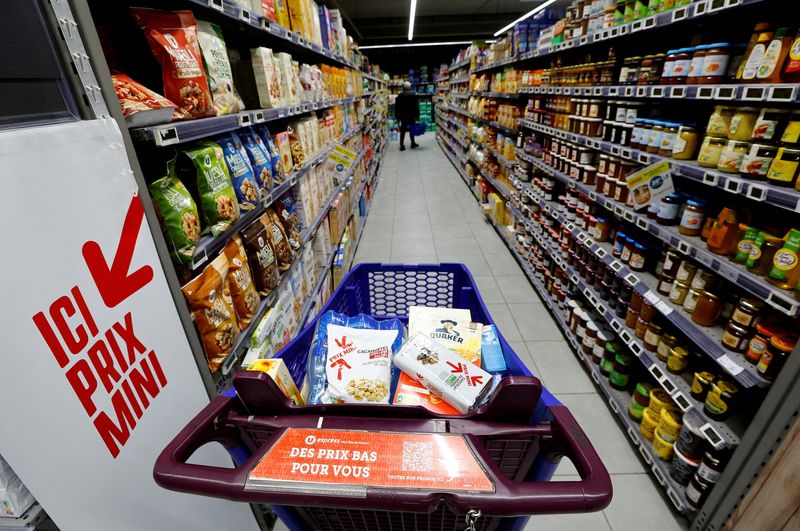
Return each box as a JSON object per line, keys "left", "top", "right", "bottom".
{"left": 111, "top": 74, "right": 188, "bottom": 126}
{"left": 131, "top": 8, "right": 215, "bottom": 119}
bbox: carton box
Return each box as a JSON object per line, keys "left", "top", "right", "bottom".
{"left": 246, "top": 358, "right": 305, "bottom": 405}
{"left": 251, "top": 47, "right": 282, "bottom": 108}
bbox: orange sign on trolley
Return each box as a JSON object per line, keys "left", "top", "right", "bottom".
{"left": 246, "top": 428, "right": 495, "bottom": 494}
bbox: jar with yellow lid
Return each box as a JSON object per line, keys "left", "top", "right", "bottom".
{"left": 698, "top": 137, "right": 727, "bottom": 167}
{"left": 640, "top": 407, "right": 659, "bottom": 441}
{"left": 704, "top": 380, "right": 739, "bottom": 420}
{"left": 667, "top": 346, "right": 690, "bottom": 374}
{"left": 657, "top": 408, "right": 684, "bottom": 444}
{"left": 717, "top": 140, "right": 750, "bottom": 173}
{"left": 652, "top": 430, "right": 675, "bottom": 461}
{"left": 649, "top": 388, "right": 675, "bottom": 414}
{"left": 706, "top": 106, "right": 735, "bottom": 138}
{"left": 691, "top": 371, "right": 715, "bottom": 401}
{"left": 673, "top": 126, "right": 699, "bottom": 160}
{"left": 657, "top": 333, "right": 679, "bottom": 362}
{"left": 767, "top": 147, "right": 800, "bottom": 187}
{"left": 728, "top": 107, "right": 759, "bottom": 140}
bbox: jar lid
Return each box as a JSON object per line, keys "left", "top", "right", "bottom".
{"left": 686, "top": 199, "right": 706, "bottom": 207}
{"left": 702, "top": 290, "right": 720, "bottom": 300}
{"left": 727, "top": 321, "right": 751, "bottom": 335}
{"left": 586, "top": 321, "right": 599, "bottom": 332}
{"left": 738, "top": 298, "right": 764, "bottom": 312}
{"left": 635, "top": 382, "right": 653, "bottom": 397}
{"left": 679, "top": 125, "right": 697, "bottom": 131}
{"left": 770, "top": 334, "right": 797, "bottom": 352}
{"left": 671, "top": 346, "right": 689, "bottom": 358}
{"left": 665, "top": 49, "right": 678, "bottom": 55}
{"left": 706, "top": 42, "right": 731, "bottom": 48}
{"left": 775, "top": 27, "right": 793, "bottom": 38}
{"left": 625, "top": 236, "right": 636, "bottom": 243}
{"left": 694, "top": 44, "right": 715, "bottom": 51}
{"left": 755, "top": 320, "right": 783, "bottom": 336}
{"left": 615, "top": 353, "right": 633, "bottom": 366}
{"left": 634, "top": 242, "right": 647, "bottom": 250}
{"left": 714, "top": 380, "right": 739, "bottom": 395}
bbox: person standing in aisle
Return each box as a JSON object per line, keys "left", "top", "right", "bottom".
{"left": 395, "top": 81, "right": 419, "bottom": 151}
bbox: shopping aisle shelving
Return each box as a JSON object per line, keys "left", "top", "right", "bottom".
{"left": 349, "top": 133, "right": 685, "bottom": 531}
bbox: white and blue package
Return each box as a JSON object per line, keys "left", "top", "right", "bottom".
{"left": 306, "top": 310, "right": 406, "bottom": 404}
{"left": 239, "top": 127, "right": 273, "bottom": 193}
{"left": 255, "top": 125, "right": 286, "bottom": 185}
{"left": 481, "top": 325, "right": 507, "bottom": 373}
{"left": 217, "top": 132, "right": 261, "bottom": 210}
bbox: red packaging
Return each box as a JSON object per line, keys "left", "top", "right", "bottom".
{"left": 393, "top": 372, "right": 461, "bottom": 415}
{"left": 111, "top": 74, "right": 189, "bottom": 126}
{"left": 131, "top": 8, "right": 215, "bottom": 119}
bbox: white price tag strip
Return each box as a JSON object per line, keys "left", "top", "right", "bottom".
{"left": 717, "top": 354, "right": 744, "bottom": 376}
{"left": 655, "top": 300, "right": 673, "bottom": 316}
{"left": 644, "top": 291, "right": 660, "bottom": 304}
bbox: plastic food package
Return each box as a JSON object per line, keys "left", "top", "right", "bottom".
{"left": 239, "top": 127, "right": 273, "bottom": 193}
{"left": 241, "top": 215, "right": 281, "bottom": 295}
{"left": 286, "top": 126, "right": 306, "bottom": 170}
{"left": 408, "top": 306, "right": 483, "bottom": 365}
{"left": 148, "top": 159, "right": 200, "bottom": 265}
{"left": 0, "top": 456, "right": 35, "bottom": 517}
{"left": 263, "top": 210, "right": 293, "bottom": 270}
{"left": 273, "top": 131, "right": 294, "bottom": 174}
{"left": 111, "top": 74, "right": 185, "bottom": 127}
{"left": 395, "top": 333, "right": 493, "bottom": 414}
{"left": 217, "top": 132, "right": 261, "bottom": 210}
{"left": 275, "top": 191, "right": 304, "bottom": 242}
{"left": 196, "top": 20, "right": 244, "bottom": 115}
{"left": 224, "top": 235, "right": 261, "bottom": 328}
{"left": 306, "top": 311, "right": 406, "bottom": 404}
{"left": 181, "top": 253, "right": 240, "bottom": 371}
{"left": 130, "top": 8, "right": 215, "bottom": 119}
{"left": 179, "top": 141, "right": 240, "bottom": 235}
{"left": 255, "top": 125, "right": 286, "bottom": 185}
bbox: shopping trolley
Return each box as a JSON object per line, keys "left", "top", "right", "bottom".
{"left": 154, "top": 264, "right": 612, "bottom": 531}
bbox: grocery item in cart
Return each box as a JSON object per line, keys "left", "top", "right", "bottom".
{"left": 217, "top": 132, "right": 261, "bottom": 210}
{"left": 393, "top": 372, "right": 460, "bottom": 414}
{"left": 130, "top": 8, "right": 215, "bottom": 119}
{"left": 224, "top": 235, "right": 261, "bottom": 328}
{"left": 246, "top": 358, "right": 304, "bottom": 405}
{"left": 181, "top": 253, "right": 240, "bottom": 371}
{"left": 111, "top": 74, "right": 186, "bottom": 127}
{"left": 179, "top": 141, "right": 240, "bottom": 235}
{"left": 241, "top": 215, "right": 281, "bottom": 295}
{"left": 239, "top": 128, "right": 273, "bottom": 193}
{"left": 408, "top": 306, "right": 482, "bottom": 365}
{"left": 394, "top": 333, "right": 493, "bottom": 414}
{"left": 263, "top": 210, "right": 294, "bottom": 269}
{"left": 148, "top": 159, "right": 200, "bottom": 265}
{"left": 196, "top": 20, "right": 244, "bottom": 115}
{"left": 306, "top": 311, "right": 406, "bottom": 404}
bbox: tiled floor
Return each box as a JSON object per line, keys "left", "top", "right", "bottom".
{"left": 275, "top": 134, "right": 689, "bottom": 530}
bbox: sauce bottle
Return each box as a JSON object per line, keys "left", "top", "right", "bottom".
{"left": 781, "top": 28, "right": 800, "bottom": 83}
{"left": 707, "top": 208, "right": 739, "bottom": 256}
{"left": 741, "top": 28, "right": 776, "bottom": 82}
{"left": 757, "top": 28, "right": 793, "bottom": 83}
{"left": 736, "top": 23, "right": 773, "bottom": 80}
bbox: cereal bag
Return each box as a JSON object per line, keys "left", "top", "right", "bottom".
{"left": 264, "top": 210, "right": 294, "bottom": 269}
{"left": 273, "top": 131, "right": 293, "bottom": 174}
{"left": 130, "top": 8, "right": 215, "bottom": 118}
{"left": 196, "top": 20, "right": 244, "bottom": 115}
{"left": 148, "top": 159, "right": 200, "bottom": 265}
{"left": 271, "top": 198, "right": 301, "bottom": 253}
{"left": 239, "top": 128, "right": 273, "bottom": 194}
{"left": 182, "top": 253, "right": 240, "bottom": 371}
{"left": 217, "top": 132, "right": 260, "bottom": 210}
{"left": 286, "top": 125, "right": 306, "bottom": 170}
{"left": 255, "top": 125, "right": 286, "bottom": 186}
{"left": 241, "top": 217, "right": 281, "bottom": 296}
{"left": 223, "top": 235, "right": 261, "bottom": 328}
{"left": 180, "top": 141, "right": 240, "bottom": 236}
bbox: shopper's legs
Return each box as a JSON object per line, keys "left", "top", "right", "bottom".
{"left": 399, "top": 122, "right": 407, "bottom": 151}
{"left": 410, "top": 129, "right": 418, "bottom": 148}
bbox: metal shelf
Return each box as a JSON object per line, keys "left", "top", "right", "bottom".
{"left": 516, "top": 143, "right": 800, "bottom": 318}
{"left": 448, "top": 58, "right": 470, "bottom": 72}
{"left": 520, "top": 118, "right": 800, "bottom": 214}
{"left": 518, "top": 82, "right": 800, "bottom": 103}
{"left": 362, "top": 72, "right": 386, "bottom": 84}
{"left": 131, "top": 96, "right": 362, "bottom": 147}
{"left": 0, "top": 503, "right": 48, "bottom": 529}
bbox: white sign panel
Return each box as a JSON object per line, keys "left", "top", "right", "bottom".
{"left": 0, "top": 119, "right": 258, "bottom": 531}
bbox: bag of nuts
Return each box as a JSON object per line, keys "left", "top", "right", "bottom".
{"left": 325, "top": 324, "right": 398, "bottom": 404}
{"left": 223, "top": 235, "right": 261, "bottom": 328}
{"left": 182, "top": 253, "right": 241, "bottom": 371}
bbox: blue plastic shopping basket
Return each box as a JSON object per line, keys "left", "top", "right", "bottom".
{"left": 154, "top": 263, "right": 611, "bottom": 531}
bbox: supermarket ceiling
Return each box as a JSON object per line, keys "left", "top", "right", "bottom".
{"left": 334, "top": 0, "right": 563, "bottom": 45}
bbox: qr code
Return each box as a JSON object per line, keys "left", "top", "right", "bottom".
{"left": 402, "top": 441, "right": 433, "bottom": 472}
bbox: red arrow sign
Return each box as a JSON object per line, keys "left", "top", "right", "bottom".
{"left": 82, "top": 196, "right": 154, "bottom": 308}
{"left": 447, "top": 361, "right": 465, "bottom": 374}
{"left": 468, "top": 376, "right": 484, "bottom": 386}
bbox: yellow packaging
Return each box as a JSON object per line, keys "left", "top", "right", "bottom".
{"left": 648, "top": 388, "right": 675, "bottom": 414}
{"left": 286, "top": 0, "right": 308, "bottom": 38}
{"left": 651, "top": 430, "right": 675, "bottom": 461}
{"left": 656, "top": 408, "right": 683, "bottom": 443}
{"left": 274, "top": 0, "right": 290, "bottom": 29}
{"left": 640, "top": 407, "right": 659, "bottom": 441}
{"left": 247, "top": 358, "right": 305, "bottom": 405}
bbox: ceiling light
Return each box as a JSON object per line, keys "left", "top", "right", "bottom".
{"left": 408, "top": 0, "right": 417, "bottom": 41}
{"left": 360, "top": 40, "right": 496, "bottom": 50}
{"left": 494, "top": 0, "right": 559, "bottom": 36}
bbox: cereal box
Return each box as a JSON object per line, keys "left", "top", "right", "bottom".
{"left": 247, "top": 358, "right": 304, "bottom": 405}
{"left": 408, "top": 306, "right": 482, "bottom": 365}
{"left": 393, "top": 372, "right": 460, "bottom": 414}
{"left": 251, "top": 47, "right": 283, "bottom": 108}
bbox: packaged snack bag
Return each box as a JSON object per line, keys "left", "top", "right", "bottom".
{"left": 111, "top": 74, "right": 185, "bottom": 127}
{"left": 394, "top": 333, "right": 493, "bottom": 414}
{"left": 130, "top": 8, "right": 215, "bottom": 118}
{"left": 148, "top": 159, "right": 200, "bottom": 265}
{"left": 393, "top": 372, "right": 461, "bottom": 414}
{"left": 217, "top": 132, "right": 261, "bottom": 210}
{"left": 224, "top": 235, "right": 261, "bottom": 328}
{"left": 179, "top": 141, "right": 240, "bottom": 235}
{"left": 287, "top": 125, "right": 306, "bottom": 170}
{"left": 196, "top": 20, "right": 244, "bottom": 115}
{"left": 270, "top": 200, "right": 301, "bottom": 253}
{"left": 239, "top": 127, "right": 273, "bottom": 193}
{"left": 182, "top": 253, "right": 240, "bottom": 371}
{"left": 255, "top": 125, "right": 286, "bottom": 185}
{"left": 263, "top": 210, "right": 294, "bottom": 270}
{"left": 241, "top": 216, "right": 281, "bottom": 295}
{"left": 274, "top": 131, "right": 294, "bottom": 173}
{"left": 408, "top": 306, "right": 483, "bottom": 365}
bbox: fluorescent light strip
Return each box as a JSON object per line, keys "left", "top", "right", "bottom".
{"left": 361, "top": 40, "right": 495, "bottom": 50}
{"left": 408, "top": 0, "right": 417, "bottom": 41}
{"left": 494, "top": 0, "right": 559, "bottom": 36}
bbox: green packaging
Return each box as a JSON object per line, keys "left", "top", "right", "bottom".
{"left": 736, "top": 226, "right": 760, "bottom": 263}
{"left": 180, "top": 141, "right": 240, "bottom": 236}
{"left": 768, "top": 229, "right": 800, "bottom": 282}
{"left": 148, "top": 158, "right": 200, "bottom": 265}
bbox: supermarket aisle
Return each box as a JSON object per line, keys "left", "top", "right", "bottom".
{"left": 351, "top": 133, "right": 689, "bottom": 531}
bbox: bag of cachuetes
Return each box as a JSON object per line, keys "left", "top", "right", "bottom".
{"left": 306, "top": 311, "right": 405, "bottom": 405}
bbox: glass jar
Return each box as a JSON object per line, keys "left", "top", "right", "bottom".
{"left": 731, "top": 298, "right": 763, "bottom": 328}
{"left": 717, "top": 140, "right": 750, "bottom": 173}
{"left": 644, "top": 322, "right": 663, "bottom": 351}
{"left": 673, "top": 126, "right": 699, "bottom": 160}
{"left": 767, "top": 147, "right": 800, "bottom": 187}
{"left": 745, "top": 321, "right": 782, "bottom": 364}
{"left": 625, "top": 306, "right": 641, "bottom": 328}
{"left": 698, "top": 137, "right": 727, "bottom": 167}
{"left": 692, "top": 290, "right": 722, "bottom": 326}
{"left": 659, "top": 123, "right": 679, "bottom": 156}
{"left": 657, "top": 333, "right": 679, "bottom": 362}
{"left": 752, "top": 108, "right": 789, "bottom": 143}
{"left": 609, "top": 353, "right": 634, "bottom": 389}
{"left": 600, "top": 341, "right": 619, "bottom": 375}
{"left": 657, "top": 274, "right": 676, "bottom": 296}
{"left": 750, "top": 235, "right": 784, "bottom": 277}
{"left": 641, "top": 299, "right": 658, "bottom": 321}
{"left": 691, "top": 371, "right": 715, "bottom": 401}
{"left": 679, "top": 200, "right": 706, "bottom": 236}
{"left": 676, "top": 261, "right": 698, "bottom": 283}
{"left": 583, "top": 321, "right": 599, "bottom": 356}
{"left": 669, "top": 48, "right": 693, "bottom": 84}
{"left": 691, "top": 270, "right": 716, "bottom": 291}
{"left": 706, "top": 106, "right": 735, "bottom": 138}
{"left": 612, "top": 230, "right": 627, "bottom": 257}
{"left": 757, "top": 335, "right": 796, "bottom": 381}
{"left": 687, "top": 46, "right": 707, "bottom": 85}
{"left": 662, "top": 250, "right": 682, "bottom": 277}
{"left": 667, "top": 346, "right": 690, "bottom": 374}
{"left": 629, "top": 243, "right": 649, "bottom": 271}
{"left": 635, "top": 316, "right": 650, "bottom": 339}
{"left": 669, "top": 279, "right": 692, "bottom": 305}
{"left": 740, "top": 143, "right": 778, "bottom": 180}
{"left": 722, "top": 321, "right": 753, "bottom": 353}
{"left": 728, "top": 107, "right": 759, "bottom": 141}
{"left": 704, "top": 380, "right": 739, "bottom": 420}
{"left": 647, "top": 122, "right": 665, "bottom": 154}
{"left": 780, "top": 110, "right": 800, "bottom": 146}
{"left": 661, "top": 49, "right": 678, "bottom": 83}
{"left": 621, "top": 236, "right": 636, "bottom": 263}
{"left": 699, "top": 43, "right": 731, "bottom": 84}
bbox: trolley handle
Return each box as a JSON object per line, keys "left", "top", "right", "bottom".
{"left": 155, "top": 399, "right": 612, "bottom": 515}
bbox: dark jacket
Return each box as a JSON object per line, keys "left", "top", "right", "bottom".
{"left": 394, "top": 90, "right": 419, "bottom": 124}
